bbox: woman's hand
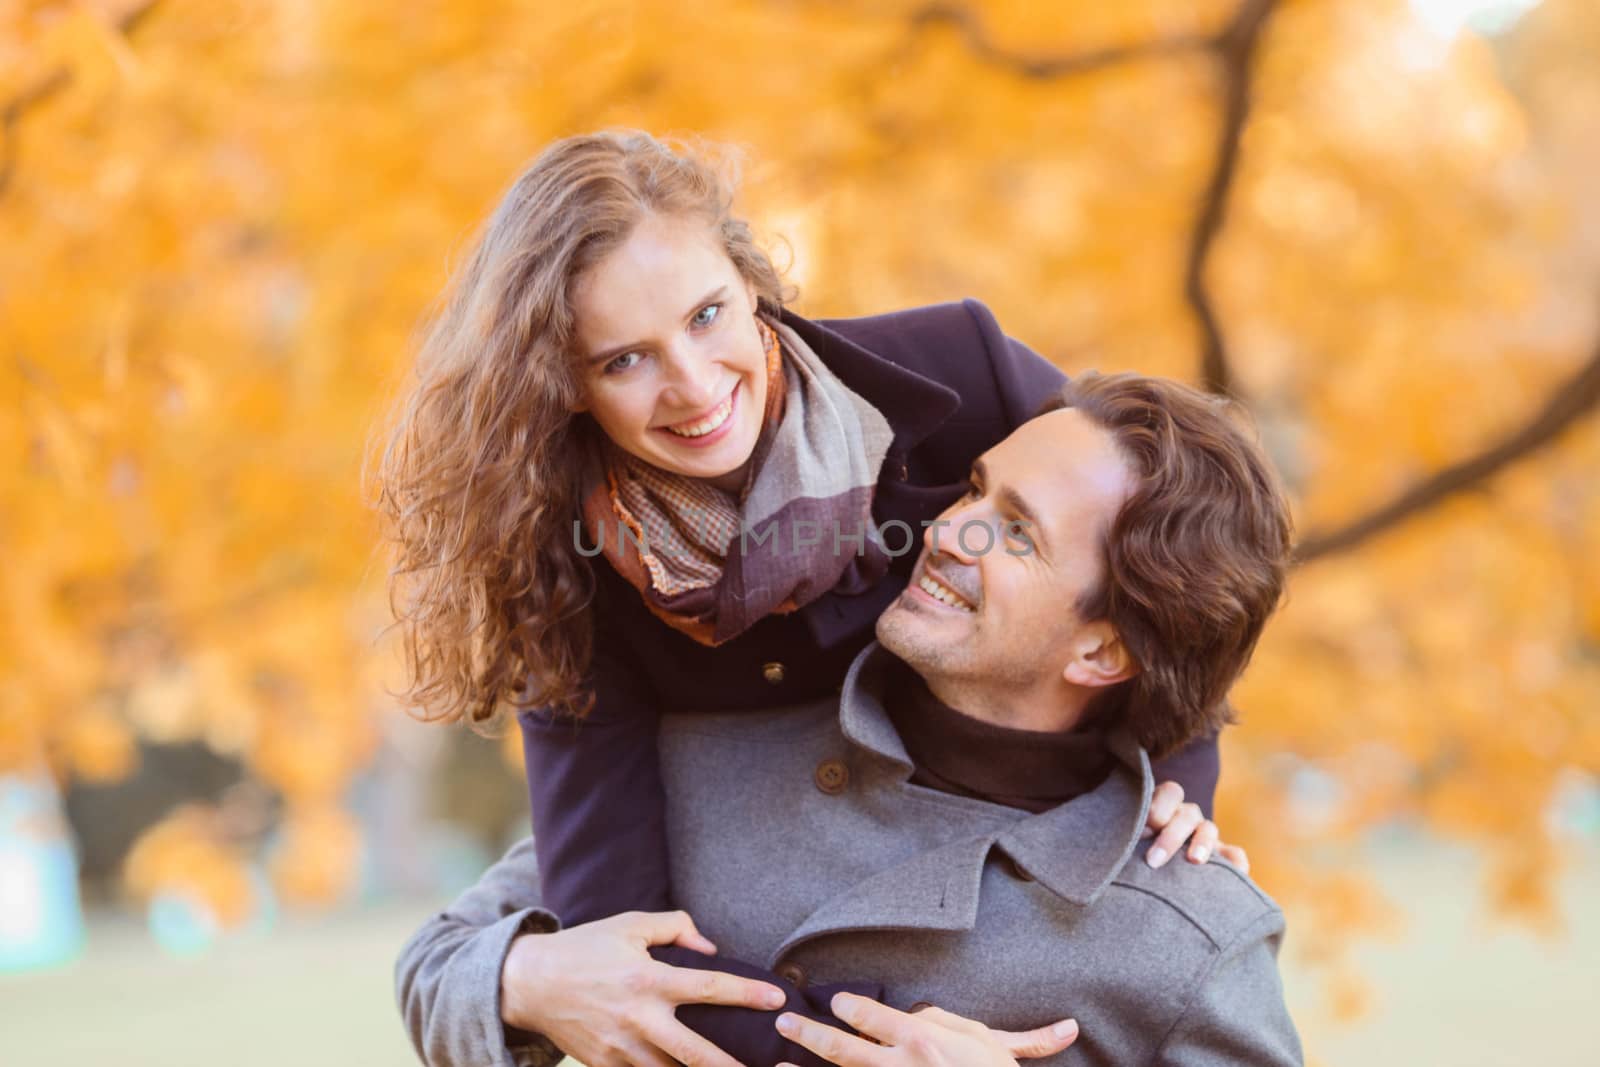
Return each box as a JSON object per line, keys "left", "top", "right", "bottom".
{"left": 500, "top": 909, "right": 786, "bottom": 1067}
{"left": 774, "top": 992, "right": 1078, "bottom": 1067}
{"left": 1144, "top": 780, "right": 1250, "bottom": 872}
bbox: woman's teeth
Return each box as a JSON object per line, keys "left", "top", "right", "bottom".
{"left": 918, "top": 574, "right": 974, "bottom": 612}
{"left": 664, "top": 390, "right": 735, "bottom": 438}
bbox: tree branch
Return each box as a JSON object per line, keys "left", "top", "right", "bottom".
{"left": 0, "top": 0, "right": 161, "bottom": 198}
{"left": 1186, "top": 0, "right": 1278, "bottom": 396}
{"left": 900, "top": 1, "right": 1279, "bottom": 397}
{"left": 905, "top": 0, "right": 1600, "bottom": 561}
{"left": 904, "top": 2, "right": 1213, "bottom": 80}
{"left": 1294, "top": 332, "right": 1600, "bottom": 563}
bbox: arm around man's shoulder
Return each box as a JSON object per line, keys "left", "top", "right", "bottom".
{"left": 820, "top": 299, "right": 1067, "bottom": 431}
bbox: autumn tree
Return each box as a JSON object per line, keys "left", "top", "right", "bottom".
{"left": 4, "top": 0, "right": 1598, "bottom": 1007}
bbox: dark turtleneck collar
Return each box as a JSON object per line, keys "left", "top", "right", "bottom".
{"left": 881, "top": 658, "right": 1115, "bottom": 814}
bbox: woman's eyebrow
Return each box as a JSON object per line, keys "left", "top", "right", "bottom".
{"left": 584, "top": 285, "right": 729, "bottom": 367}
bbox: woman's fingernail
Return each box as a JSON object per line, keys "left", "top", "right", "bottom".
{"left": 1147, "top": 846, "right": 1169, "bottom": 868}
{"left": 1053, "top": 1019, "right": 1079, "bottom": 1040}
{"left": 776, "top": 1013, "right": 798, "bottom": 1035}
{"left": 1192, "top": 846, "right": 1211, "bottom": 863}
{"left": 763, "top": 988, "right": 787, "bottom": 1008}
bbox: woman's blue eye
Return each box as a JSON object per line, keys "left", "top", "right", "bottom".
{"left": 605, "top": 351, "right": 644, "bottom": 375}
{"left": 692, "top": 303, "right": 722, "bottom": 328}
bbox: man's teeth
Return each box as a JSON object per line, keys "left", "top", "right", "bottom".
{"left": 664, "top": 391, "right": 734, "bottom": 438}
{"left": 918, "top": 574, "right": 974, "bottom": 612}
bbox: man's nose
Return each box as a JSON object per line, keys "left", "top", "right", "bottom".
{"left": 924, "top": 503, "right": 1000, "bottom": 564}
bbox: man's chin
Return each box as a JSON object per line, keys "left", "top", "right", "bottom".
{"left": 875, "top": 600, "right": 942, "bottom": 668}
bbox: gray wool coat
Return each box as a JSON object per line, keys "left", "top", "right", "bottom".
{"left": 396, "top": 644, "right": 1303, "bottom": 1067}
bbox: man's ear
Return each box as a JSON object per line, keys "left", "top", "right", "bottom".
{"left": 1061, "top": 622, "right": 1138, "bottom": 689}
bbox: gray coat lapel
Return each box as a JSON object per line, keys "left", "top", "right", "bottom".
{"left": 995, "top": 727, "right": 1153, "bottom": 905}
{"left": 770, "top": 834, "right": 993, "bottom": 963}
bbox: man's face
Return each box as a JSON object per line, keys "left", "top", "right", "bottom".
{"left": 875, "top": 408, "right": 1136, "bottom": 724}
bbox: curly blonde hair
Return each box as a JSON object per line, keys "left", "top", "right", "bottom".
{"left": 373, "top": 130, "right": 788, "bottom": 726}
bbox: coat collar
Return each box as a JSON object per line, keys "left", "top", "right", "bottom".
{"left": 778, "top": 306, "right": 962, "bottom": 458}
{"left": 837, "top": 643, "right": 1153, "bottom": 908}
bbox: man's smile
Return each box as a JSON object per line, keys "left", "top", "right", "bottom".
{"left": 911, "top": 562, "right": 976, "bottom": 612}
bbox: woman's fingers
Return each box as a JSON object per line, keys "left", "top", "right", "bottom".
{"left": 1185, "top": 819, "right": 1220, "bottom": 865}
{"left": 1147, "top": 801, "right": 1204, "bottom": 868}
{"left": 654, "top": 960, "right": 787, "bottom": 1010}
{"left": 995, "top": 1018, "right": 1079, "bottom": 1059}
{"left": 777, "top": 1010, "right": 892, "bottom": 1067}
{"left": 1216, "top": 842, "right": 1251, "bottom": 873}
{"left": 628, "top": 909, "right": 718, "bottom": 955}
{"left": 1146, "top": 780, "right": 1185, "bottom": 833}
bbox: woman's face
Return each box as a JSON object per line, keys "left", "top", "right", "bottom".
{"left": 571, "top": 213, "right": 769, "bottom": 487}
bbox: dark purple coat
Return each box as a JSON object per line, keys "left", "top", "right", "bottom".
{"left": 515, "top": 299, "right": 1221, "bottom": 1064}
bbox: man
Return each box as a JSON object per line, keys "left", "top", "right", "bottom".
{"left": 397, "top": 372, "right": 1302, "bottom": 1067}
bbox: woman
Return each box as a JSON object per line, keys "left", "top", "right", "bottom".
{"left": 379, "top": 131, "right": 1242, "bottom": 1067}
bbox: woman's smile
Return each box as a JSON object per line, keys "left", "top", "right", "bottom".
{"left": 656, "top": 381, "right": 739, "bottom": 444}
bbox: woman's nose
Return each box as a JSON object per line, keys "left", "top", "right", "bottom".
{"left": 660, "top": 345, "right": 719, "bottom": 409}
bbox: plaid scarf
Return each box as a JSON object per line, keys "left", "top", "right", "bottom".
{"left": 579, "top": 314, "right": 894, "bottom": 645}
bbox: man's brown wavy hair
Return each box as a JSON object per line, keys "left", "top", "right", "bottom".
{"left": 1043, "top": 373, "right": 1293, "bottom": 758}
{"left": 371, "top": 130, "right": 788, "bottom": 727}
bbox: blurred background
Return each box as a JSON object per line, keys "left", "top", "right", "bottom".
{"left": 2, "top": 0, "right": 1598, "bottom": 1064}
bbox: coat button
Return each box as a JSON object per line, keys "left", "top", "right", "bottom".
{"left": 762, "top": 662, "right": 786, "bottom": 685}
{"left": 1005, "top": 855, "right": 1034, "bottom": 883}
{"left": 814, "top": 759, "right": 850, "bottom": 795}
{"left": 776, "top": 962, "right": 808, "bottom": 988}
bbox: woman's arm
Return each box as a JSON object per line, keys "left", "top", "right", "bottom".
{"left": 515, "top": 631, "right": 883, "bottom": 1066}
{"left": 517, "top": 658, "right": 672, "bottom": 925}
{"left": 1151, "top": 731, "right": 1220, "bottom": 818}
